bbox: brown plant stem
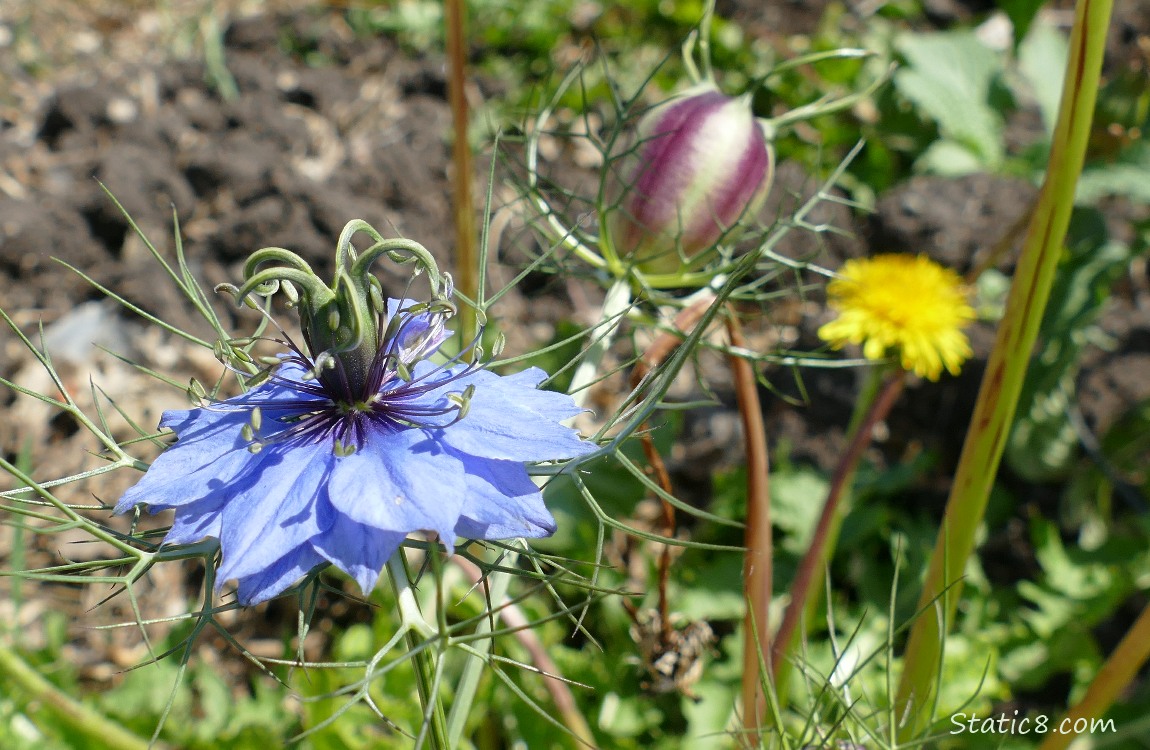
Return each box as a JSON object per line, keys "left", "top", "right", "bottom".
{"left": 445, "top": 0, "right": 478, "bottom": 343}
{"left": 637, "top": 429, "right": 676, "bottom": 637}
{"left": 629, "top": 295, "right": 716, "bottom": 386}
{"left": 770, "top": 369, "right": 905, "bottom": 686}
{"left": 454, "top": 557, "right": 596, "bottom": 747}
{"left": 727, "top": 311, "right": 772, "bottom": 742}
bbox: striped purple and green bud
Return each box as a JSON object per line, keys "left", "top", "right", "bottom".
{"left": 605, "top": 85, "right": 774, "bottom": 275}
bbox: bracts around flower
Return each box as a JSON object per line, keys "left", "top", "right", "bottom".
{"left": 115, "top": 220, "right": 596, "bottom": 605}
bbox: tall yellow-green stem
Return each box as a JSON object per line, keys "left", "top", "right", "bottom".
{"left": 894, "top": 0, "right": 1113, "bottom": 738}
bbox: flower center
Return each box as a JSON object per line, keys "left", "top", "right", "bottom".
{"left": 246, "top": 302, "right": 477, "bottom": 457}
{"left": 218, "top": 219, "right": 471, "bottom": 456}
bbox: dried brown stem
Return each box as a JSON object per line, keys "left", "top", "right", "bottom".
{"left": 629, "top": 294, "right": 716, "bottom": 385}
{"left": 638, "top": 430, "right": 676, "bottom": 640}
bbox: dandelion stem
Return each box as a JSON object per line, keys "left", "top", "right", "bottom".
{"left": 728, "top": 311, "right": 773, "bottom": 741}
{"left": 771, "top": 368, "right": 905, "bottom": 693}
{"left": 0, "top": 644, "right": 160, "bottom": 750}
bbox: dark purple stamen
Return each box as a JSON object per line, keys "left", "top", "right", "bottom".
{"left": 234, "top": 301, "right": 480, "bottom": 455}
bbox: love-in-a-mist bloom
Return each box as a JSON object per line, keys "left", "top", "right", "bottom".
{"left": 817, "top": 254, "right": 975, "bottom": 381}
{"left": 116, "top": 224, "right": 595, "bottom": 605}
{"left": 605, "top": 84, "right": 774, "bottom": 274}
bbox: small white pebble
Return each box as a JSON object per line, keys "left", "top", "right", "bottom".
{"left": 106, "top": 96, "right": 138, "bottom": 124}
{"left": 276, "top": 70, "right": 300, "bottom": 92}
{"left": 976, "top": 11, "right": 1014, "bottom": 51}
{"left": 71, "top": 30, "right": 101, "bottom": 54}
{"left": 137, "top": 11, "right": 161, "bottom": 36}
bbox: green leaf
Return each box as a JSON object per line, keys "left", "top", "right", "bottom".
{"left": 916, "top": 138, "right": 987, "bottom": 175}
{"left": 1006, "top": 209, "right": 1131, "bottom": 481}
{"left": 1077, "top": 143, "right": 1150, "bottom": 205}
{"left": 894, "top": 30, "right": 1006, "bottom": 171}
{"left": 1017, "top": 18, "right": 1069, "bottom": 138}
{"left": 770, "top": 465, "right": 829, "bottom": 556}
{"left": 1100, "top": 398, "right": 1150, "bottom": 498}
{"left": 682, "top": 680, "right": 737, "bottom": 748}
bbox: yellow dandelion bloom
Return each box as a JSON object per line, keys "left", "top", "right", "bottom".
{"left": 817, "top": 254, "right": 975, "bottom": 381}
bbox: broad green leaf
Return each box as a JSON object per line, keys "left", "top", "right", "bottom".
{"left": 1077, "top": 143, "right": 1150, "bottom": 205}
{"left": 1018, "top": 18, "right": 1069, "bottom": 138}
{"left": 770, "top": 465, "right": 829, "bottom": 556}
{"left": 917, "top": 138, "right": 988, "bottom": 175}
{"left": 1007, "top": 210, "right": 1131, "bottom": 481}
{"left": 894, "top": 31, "right": 1006, "bottom": 171}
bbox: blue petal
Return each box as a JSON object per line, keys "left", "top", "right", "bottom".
{"left": 117, "top": 339, "right": 590, "bottom": 607}
{"left": 216, "top": 442, "right": 333, "bottom": 583}
{"left": 232, "top": 546, "right": 328, "bottom": 606}
{"left": 418, "top": 366, "right": 596, "bottom": 462}
{"left": 310, "top": 514, "right": 406, "bottom": 595}
{"left": 162, "top": 497, "right": 225, "bottom": 544}
{"left": 326, "top": 426, "right": 466, "bottom": 546}
{"left": 454, "top": 457, "right": 555, "bottom": 540}
{"left": 115, "top": 409, "right": 260, "bottom": 514}
{"left": 115, "top": 372, "right": 326, "bottom": 515}
{"left": 483, "top": 368, "right": 585, "bottom": 420}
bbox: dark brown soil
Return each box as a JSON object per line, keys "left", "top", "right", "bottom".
{"left": 1, "top": 14, "right": 462, "bottom": 351}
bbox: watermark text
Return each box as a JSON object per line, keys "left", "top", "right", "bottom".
{"left": 951, "top": 711, "right": 1115, "bottom": 736}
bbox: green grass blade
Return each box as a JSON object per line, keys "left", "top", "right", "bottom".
{"left": 895, "top": 0, "right": 1115, "bottom": 737}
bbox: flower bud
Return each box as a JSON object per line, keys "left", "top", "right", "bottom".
{"left": 605, "top": 85, "right": 774, "bottom": 275}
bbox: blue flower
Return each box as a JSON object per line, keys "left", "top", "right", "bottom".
{"left": 116, "top": 296, "right": 595, "bottom": 605}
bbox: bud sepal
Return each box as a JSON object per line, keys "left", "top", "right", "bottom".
{"left": 604, "top": 84, "right": 775, "bottom": 278}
